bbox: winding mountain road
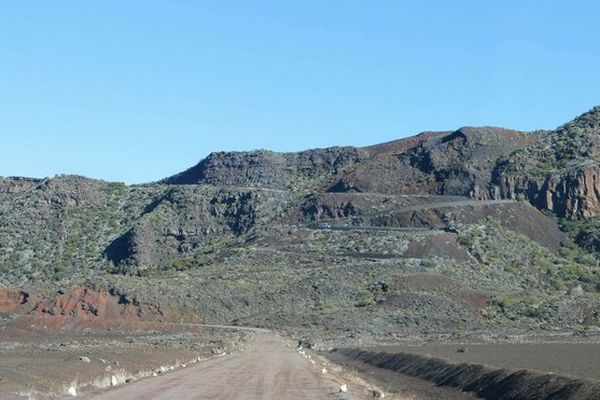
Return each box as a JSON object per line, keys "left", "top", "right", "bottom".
{"left": 82, "top": 333, "right": 339, "bottom": 400}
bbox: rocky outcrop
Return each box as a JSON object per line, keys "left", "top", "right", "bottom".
{"left": 491, "top": 165, "right": 600, "bottom": 219}
{"left": 27, "top": 175, "right": 112, "bottom": 208}
{"left": 0, "top": 289, "right": 30, "bottom": 313}
{"left": 0, "top": 177, "right": 41, "bottom": 194}
{"left": 489, "top": 106, "right": 600, "bottom": 219}
{"left": 316, "top": 106, "right": 600, "bottom": 219}
{"left": 161, "top": 147, "right": 368, "bottom": 190}
{"left": 328, "top": 127, "right": 531, "bottom": 196}
{"left": 27, "top": 286, "right": 201, "bottom": 328}
{"left": 105, "top": 186, "right": 295, "bottom": 272}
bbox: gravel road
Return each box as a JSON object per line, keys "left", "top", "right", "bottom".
{"left": 82, "top": 333, "right": 338, "bottom": 400}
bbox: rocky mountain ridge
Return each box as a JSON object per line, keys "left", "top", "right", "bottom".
{"left": 161, "top": 107, "right": 600, "bottom": 219}
{"left": 161, "top": 146, "right": 368, "bottom": 190}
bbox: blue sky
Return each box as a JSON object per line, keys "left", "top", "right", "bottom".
{"left": 1, "top": 1, "right": 599, "bottom": 183}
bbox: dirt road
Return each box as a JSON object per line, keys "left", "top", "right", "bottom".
{"left": 81, "top": 333, "right": 339, "bottom": 400}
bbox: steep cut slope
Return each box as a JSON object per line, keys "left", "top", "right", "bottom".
{"left": 330, "top": 348, "right": 600, "bottom": 400}
{"left": 27, "top": 286, "right": 201, "bottom": 329}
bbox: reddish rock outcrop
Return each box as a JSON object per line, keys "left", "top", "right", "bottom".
{"left": 0, "top": 289, "right": 30, "bottom": 313}
{"left": 27, "top": 287, "right": 201, "bottom": 329}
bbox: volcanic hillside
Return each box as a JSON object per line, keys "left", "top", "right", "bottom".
{"left": 1, "top": 107, "right": 600, "bottom": 340}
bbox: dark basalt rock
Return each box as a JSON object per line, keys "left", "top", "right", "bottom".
{"left": 161, "top": 147, "right": 368, "bottom": 190}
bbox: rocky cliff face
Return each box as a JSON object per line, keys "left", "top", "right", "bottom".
{"left": 490, "top": 107, "right": 600, "bottom": 219}
{"left": 490, "top": 165, "right": 600, "bottom": 219}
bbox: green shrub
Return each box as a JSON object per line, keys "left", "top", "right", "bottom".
{"left": 53, "top": 265, "right": 66, "bottom": 281}
{"left": 458, "top": 235, "right": 474, "bottom": 247}
{"left": 551, "top": 277, "right": 565, "bottom": 291}
{"left": 355, "top": 291, "right": 376, "bottom": 307}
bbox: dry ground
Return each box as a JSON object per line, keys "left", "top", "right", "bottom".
{"left": 0, "top": 324, "right": 248, "bottom": 399}
{"left": 373, "top": 342, "right": 600, "bottom": 381}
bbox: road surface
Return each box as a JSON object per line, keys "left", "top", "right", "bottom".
{"left": 82, "top": 333, "right": 338, "bottom": 400}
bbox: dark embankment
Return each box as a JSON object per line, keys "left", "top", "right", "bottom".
{"left": 329, "top": 348, "right": 600, "bottom": 400}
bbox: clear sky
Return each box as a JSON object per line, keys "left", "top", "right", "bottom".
{"left": 1, "top": 1, "right": 599, "bottom": 183}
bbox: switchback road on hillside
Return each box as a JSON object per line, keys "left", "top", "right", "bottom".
{"left": 312, "top": 198, "right": 519, "bottom": 223}
{"left": 81, "top": 333, "right": 339, "bottom": 400}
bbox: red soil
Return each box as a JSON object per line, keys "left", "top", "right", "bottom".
{"left": 0, "top": 289, "right": 30, "bottom": 313}
{"left": 20, "top": 287, "right": 201, "bottom": 330}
